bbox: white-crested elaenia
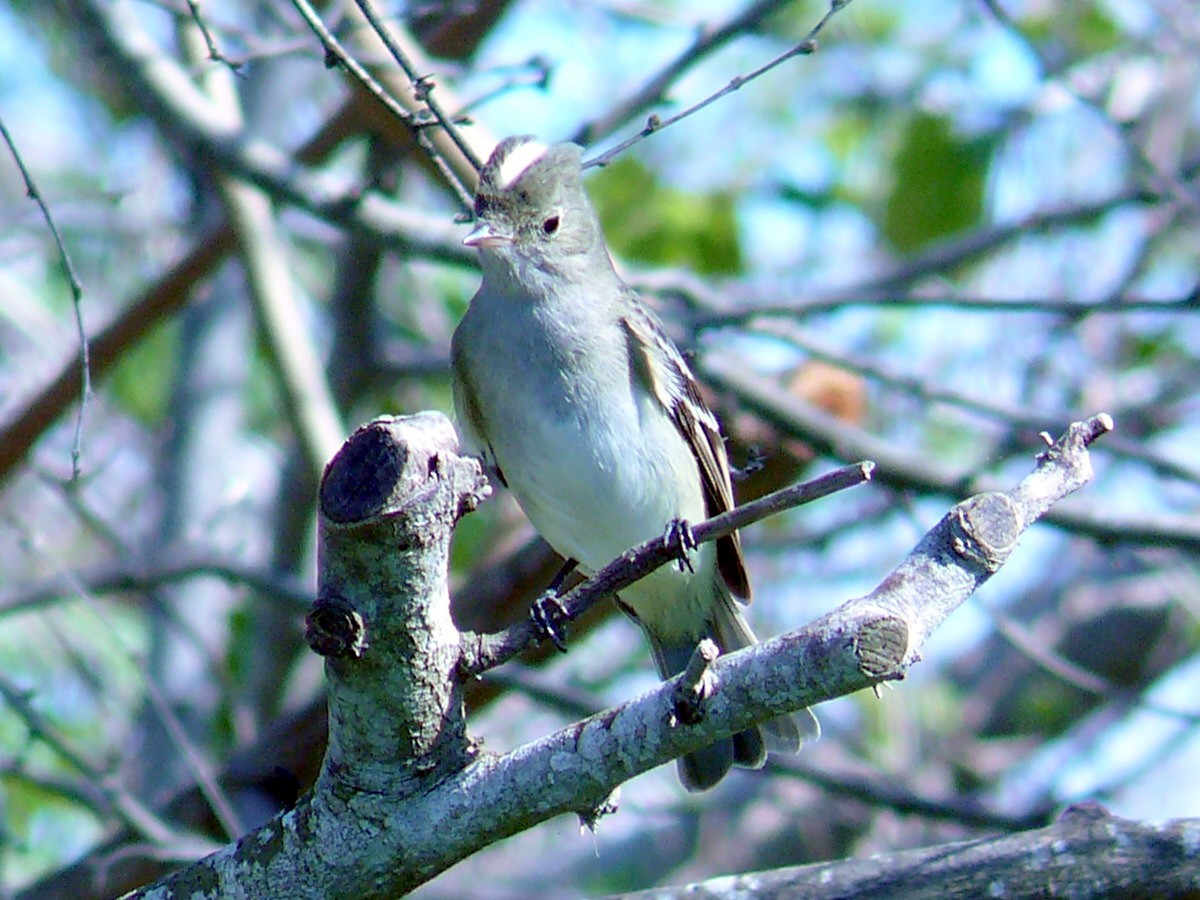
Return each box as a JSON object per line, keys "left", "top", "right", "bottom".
{"left": 451, "top": 136, "right": 818, "bottom": 790}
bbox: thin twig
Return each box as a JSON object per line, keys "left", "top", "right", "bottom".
{"left": 184, "top": 0, "right": 244, "bottom": 72}
{"left": 576, "top": 0, "right": 792, "bottom": 147}
{"left": 288, "top": 0, "right": 475, "bottom": 207}
{"left": 460, "top": 461, "right": 874, "bottom": 675}
{"left": 288, "top": 0, "right": 414, "bottom": 129}
{"left": 0, "top": 115, "right": 91, "bottom": 480}
{"left": 585, "top": 0, "right": 854, "bottom": 168}
{"left": 352, "top": 0, "right": 483, "bottom": 172}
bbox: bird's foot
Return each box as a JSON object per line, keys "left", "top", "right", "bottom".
{"left": 530, "top": 591, "right": 570, "bottom": 653}
{"left": 663, "top": 518, "right": 697, "bottom": 574}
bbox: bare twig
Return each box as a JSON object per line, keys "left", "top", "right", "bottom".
{"left": 184, "top": 0, "right": 244, "bottom": 71}
{"left": 460, "top": 461, "right": 874, "bottom": 674}
{"left": 352, "top": 0, "right": 484, "bottom": 172}
{"left": 576, "top": 0, "right": 793, "bottom": 148}
{"left": 288, "top": 0, "right": 481, "bottom": 206}
{"left": 585, "top": 0, "right": 853, "bottom": 168}
{"left": 0, "top": 115, "right": 91, "bottom": 480}
{"left": 288, "top": 0, "right": 415, "bottom": 128}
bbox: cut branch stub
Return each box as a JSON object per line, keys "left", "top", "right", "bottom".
{"left": 950, "top": 492, "right": 1021, "bottom": 573}
{"left": 306, "top": 592, "right": 368, "bottom": 659}
{"left": 314, "top": 413, "right": 485, "bottom": 794}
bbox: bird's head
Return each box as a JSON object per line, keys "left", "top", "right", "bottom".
{"left": 465, "top": 136, "right": 601, "bottom": 268}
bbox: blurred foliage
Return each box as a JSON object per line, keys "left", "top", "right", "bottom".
{"left": 881, "top": 112, "right": 990, "bottom": 253}
{"left": 588, "top": 156, "right": 743, "bottom": 275}
{"left": 1024, "top": 4, "right": 1121, "bottom": 59}
{"left": 108, "top": 320, "right": 179, "bottom": 425}
{"left": 1, "top": 0, "right": 1198, "bottom": 895}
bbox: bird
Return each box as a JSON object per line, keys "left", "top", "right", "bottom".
{"left": 450, "top": 135, "right": 818, "bottom": 790}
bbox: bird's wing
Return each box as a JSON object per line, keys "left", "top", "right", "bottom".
{"left": 450, "top": 328, "right": 507, "bottom": 487}
{"left": 621, "top": 300, "right": 751, "bottom": 603}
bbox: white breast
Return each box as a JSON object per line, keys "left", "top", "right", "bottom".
{"left": 455, "top": 275, "right": 716, "bottom": 637}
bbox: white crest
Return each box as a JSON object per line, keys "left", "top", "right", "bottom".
{"left": 496, "top": 140, "right": 549, "bottom": 189}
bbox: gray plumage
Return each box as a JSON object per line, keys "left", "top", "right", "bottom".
{"left": 451, "top": 136, "right": 817, "bottom": 790}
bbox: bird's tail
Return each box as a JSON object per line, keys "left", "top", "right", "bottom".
{"left": 648, "top": 593, "right": 818, "bottom": 792}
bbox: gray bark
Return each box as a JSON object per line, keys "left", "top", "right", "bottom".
{"left": 126, "top": 413, "right": 1118, "bottom": 898}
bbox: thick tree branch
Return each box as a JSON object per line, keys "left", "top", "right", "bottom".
{"left": 608, "top": 803, "right": 1200, "bottom": 899}
{"left": 125, "top": 413, "right": 1108, "bottom": 896}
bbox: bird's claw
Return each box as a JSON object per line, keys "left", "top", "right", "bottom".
{"left": 663, "top": 518, "right": 697, "bottom": 574}
{"left": 530, "top": 591, "right": 570, "bottom": 652}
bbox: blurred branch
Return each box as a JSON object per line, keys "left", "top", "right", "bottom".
{"left": 0, "top": 553, "right": 311, "bottom": 620}
{"left": 695, "top": 290, "right": 1200, "bottom": 321}
{"left": 185, "top": 16, "right": 344, "bottom": 481}
{"left": 768, "top": 755, "right": 1055, "bottom": 832}
{"left": 215, "top": 174, "right": 345, "bottom": 475}
{"left": 700, "top": 357, "right": 1200, "bottom": 548}
{"left": 749, "top": 318, "right": 1200, "bottom": 488}
{"left": 0, "top": 226, "right": 233, "bottom": 483}
{"left": 854, "top": 181, "right": 1196, "bottom": 297}
{"left": 12, "top": 515, "right": 245, "bottom": 842}
{"left": 985, "top": 605, "right": 1200, "bottom": 724}
{"left": 979, "top": 0, "right": 1200, "bottom": 214}
{"left": 0, "top": 673, "right": 183, "bottom": 847}
{"left": 614, "top": 805, "right": 1200, "bottom": 899}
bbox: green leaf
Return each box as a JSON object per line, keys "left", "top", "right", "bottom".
{"left": 1025, "top": 5, "right": 1121, "bottom": 57}
{"left": 108, "top": 319, "right": 179, "bottom": 424}
{"left": 587, "top": 157, "right": 742, "bottom": 275}
{"left": 881, "top": 112, "right": 990, "bottom": 254}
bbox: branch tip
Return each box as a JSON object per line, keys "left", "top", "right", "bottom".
{"left": 672, "top": 638, "right": 720, "bottom": 726}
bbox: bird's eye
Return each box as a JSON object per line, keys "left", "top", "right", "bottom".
{"left": 542, "top": 215, "right": 560, "bottom": 235}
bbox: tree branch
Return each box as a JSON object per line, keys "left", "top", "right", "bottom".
{"left": 460, "top": 461, "right": 874, "bottom": 674}
{"left": 126, "top": 413, "right": 1108, "bottom": 896}
{"left": 610, "top": 803, "right": 1200, "bottom": 899}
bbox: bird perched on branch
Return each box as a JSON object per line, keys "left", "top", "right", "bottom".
{"left": 451, "top": 136, "right": 817, "bottom": 790}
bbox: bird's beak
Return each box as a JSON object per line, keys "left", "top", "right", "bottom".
{"left": 463, "top": 221, "right": 512, "bottom": 248}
